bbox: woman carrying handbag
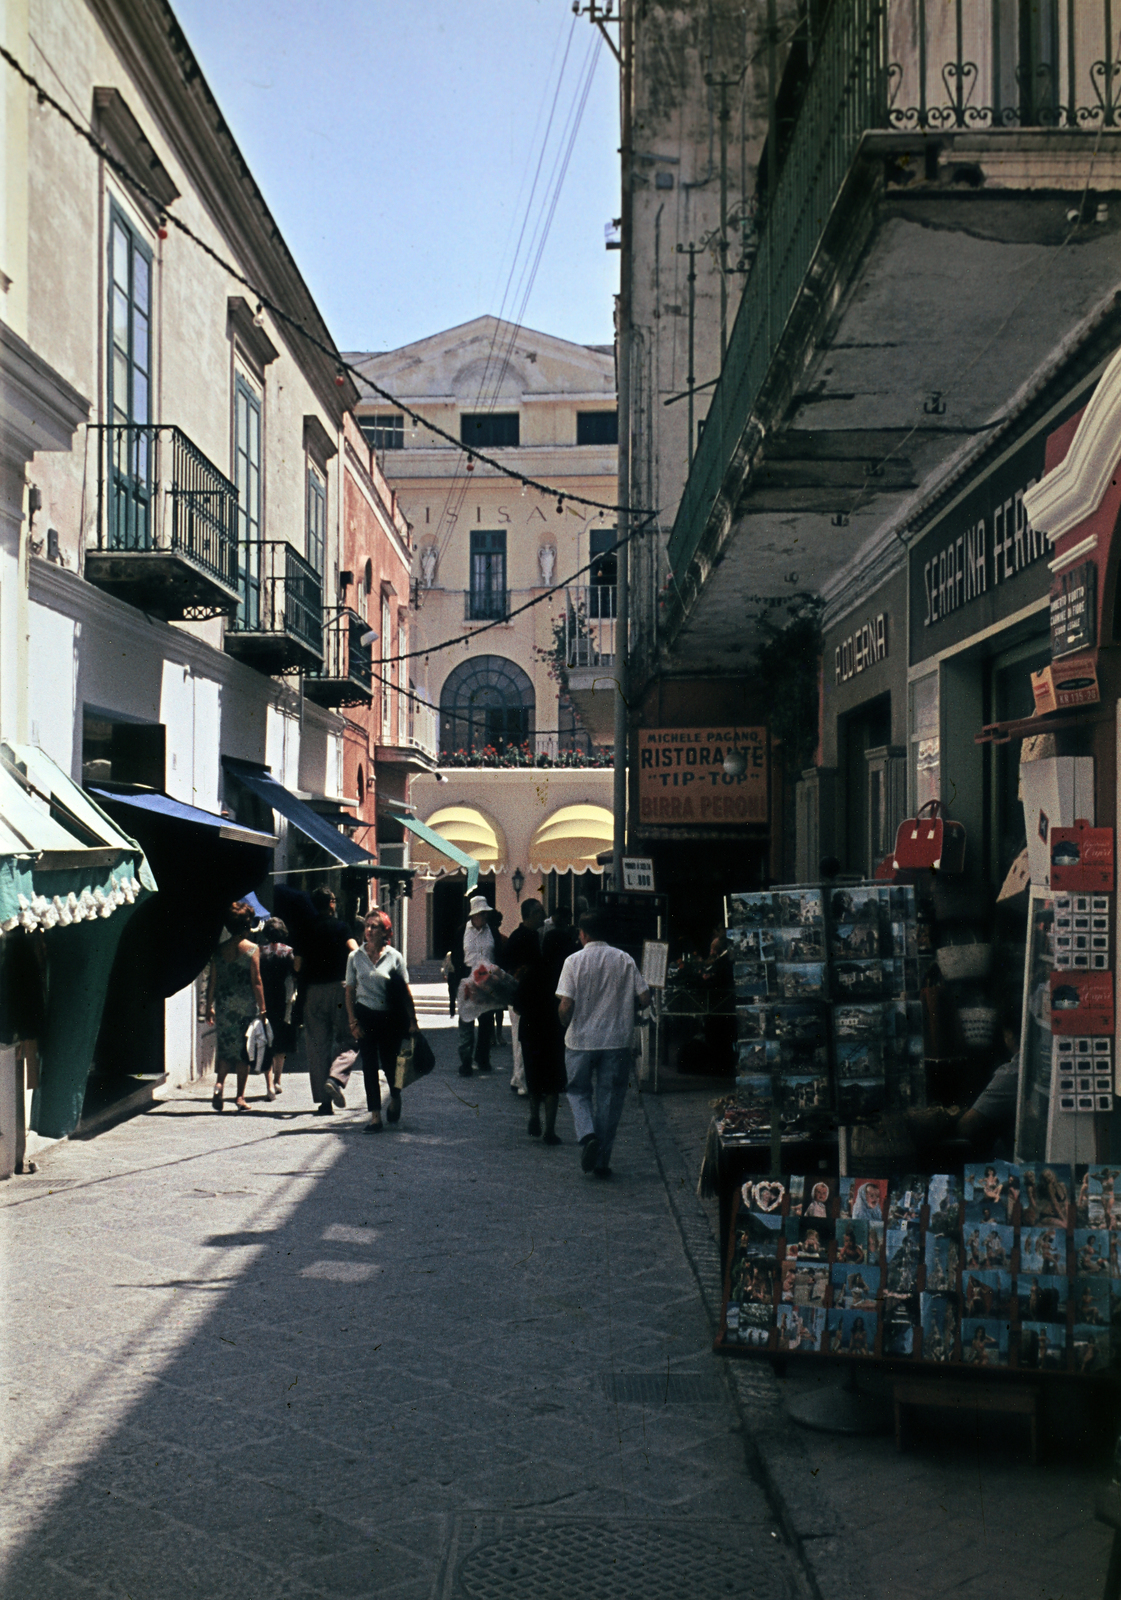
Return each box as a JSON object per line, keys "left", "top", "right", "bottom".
{"left": 333, "top": 911, "right": 418, "bottom": 1131}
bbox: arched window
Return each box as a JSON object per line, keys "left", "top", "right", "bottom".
{"left": 439, "top": 655, "right": 535, "bottom": 757}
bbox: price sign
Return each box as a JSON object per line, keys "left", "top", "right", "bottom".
{"left": 622, "top": 857, "right": 655, "bottom": 892}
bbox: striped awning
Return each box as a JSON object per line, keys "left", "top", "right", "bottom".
{"left": 528, "top": 804, "right": 613, "bottom": 875}
{"left": 407, "top": 805, "right": 506, "bottom": 876}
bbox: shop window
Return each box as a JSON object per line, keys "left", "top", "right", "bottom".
{"left": 81, "top": 710, "right": 165, "bottom": 789}
{"left": 909, "top": 674, "right": 940, "bottom": 814}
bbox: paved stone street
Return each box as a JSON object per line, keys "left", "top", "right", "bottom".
{"left": 0, "top": 1003, "right": 1114, "bottom": 1600}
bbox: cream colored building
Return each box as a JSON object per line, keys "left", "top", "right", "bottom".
{"left": 350, "top": 318, "right": 619, "bottom": 960}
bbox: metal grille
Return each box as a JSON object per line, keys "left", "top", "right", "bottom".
{"left": 455, "top": 1522, "right": 794, "bottom": 1600}
{"left": 602, "top": 1371, "right": 725, "bottom": 1404}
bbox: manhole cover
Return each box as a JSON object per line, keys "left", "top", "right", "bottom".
{"left": 456, "top": 1522, "right": 793, "bottom": 1600}
{"left": 602, "top": 1372, "right": 725, "bottom": 1404}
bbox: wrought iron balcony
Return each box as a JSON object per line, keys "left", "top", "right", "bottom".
{"left": 87, "top": 424, "right": 241, "bottom": 620}
{"left": 563, "top": 584, "right": 616, "bottom": 670}
{"left": 224, "top": 541, "right": 323, "bottom": 675}
{"left": 464, "top": 588, "right": 511, "bottom": 622}
{"left": 406, "top": 695, "right": 439, "bottom": 763}
{"left": 303, "top": 608, "right": 373, "bottom": 708}
{"left": 668, "top": 0, "right": 1121, "bottom": 581}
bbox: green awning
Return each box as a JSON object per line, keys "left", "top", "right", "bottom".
{"left": 390, "top": 810, "right": 480, "bottom": 893}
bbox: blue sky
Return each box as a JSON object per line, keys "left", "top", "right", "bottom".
{"left": 173, "top": 0, "right": 621, "bottom": 355}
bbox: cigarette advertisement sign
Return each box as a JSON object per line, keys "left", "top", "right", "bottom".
{"left": 637, "top": 726, "right": 768, "bottom": 827}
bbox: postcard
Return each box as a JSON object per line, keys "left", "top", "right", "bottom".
{"left": 885, "top": 1225, "right": 921, "bottom": 1295}
{"left": 833, "top": 1003, "right": 886, "bottom": 1041}
{"left": 830, "top": 920, "right": 883, "bottom": 961}
{"left": 731, "top": 1252, "right": 780, "bottom": 1308}
{"left": 920, "top": 1294, "right": 958, "bottom": 1362}
{"left": 776, "top": 1303, "right": 825, "bottom": 1352}
{"left": 734, "top": 961, "right": 773, "bottom": 1000}
{"left": 831, "top": 1264, "right": 880, "bottom": 1310}
{"left": 795, "top": 1218, "right": 832, "bottom": 1256}
{"left": 1016, "top": 1273, "right": 1068, "bottom": 1322}
{"left": 1073, "top": 1276, "right": 1111, "bottom": 1329}
{"left": 1019, "top": 1322, "right": 1066, "bottom": 1371}
{"left": 725, "top": 925, "right": 762, "bottom": 957}
{"left": 775, "top": 963, "right": 827, "bottom": 1001}
{"left": 727, "top": 892, "right": 776, "bottom": 928}
{"left": 839, "top": 1177, "right": 888, "bottom": 1222}
{"left": 882, "top": 1298, "right": 918, "bottom": 1356}
{"left": 924, "top": 1235, "right": 959, "bottom": 1293}
{"left": 888, "top": 920, "right": 918, "bottom": 958}
{"left": 962, "top": 1317, "right": 1010, "bottom": 1367}
{"left": 963, "top": 1269, "right": 1014, "bottom": 1319}
{"left": 1073, "top": 1325, "right": 1111, "bottom": 1374}
{"left": 927, "top": 1174, "right": 962, "bottom": 1235}
{"left": 835, "top": 1040, "right": 885, "bottom": 1080}
{"left": 789, "top": 1176, "right": 836, "bottom": 1220}
{"left": 1019, "top": 1163, "right": 1074, "bottom": 1229}
{"left": 1075, "top": 1165, "right": 1121, "bottom": 1230}
{"left": 961, "top": 1223, "right": 1014, "bottom": 1272}
{"left": 837, "top": 1079, "right": 887, "bottom": 1119}
{"left": 833, "top": 959, "right": 886, "bottom": 999}
{"left": 1019, "top": 1225, "right": 1068, "bottom": 1276}
{"left": 829, "top": 885, "right": 886, "bottom": 928}
{"left": 737, "top": 1005, "right": 775, "bottom": 1040}
{"left": 777, "top": 889, "right": 824, "bottom": 928}
{"left": 787, "top": 1175, "right": 806, "bottom": 1215}
{"left": 835, "top": 1219, "right": 870, "bottom": 1264}
{"left": 779, "top": 1074, "right": 831, "bottom": 1117}
{"left": 774, "top": 1005, "right": 828, "bottom": 1042}
{"left": 735, "top": 1075, "right": 774, "bottom": 1114}
{"left": 774, "top": 924, "right": 826, "bottom": 962}
{"left": 888, "top": 1177, "right": 927, "bottom": 1226}
{"left": 964, "top": 1160, "right": 1020, "bottom": 1219}
{"left": 737, "top": 1039, "right": 781, "bottom": 1074}
{"left": 827, "top": 1307, "right": 876, "bottom": 1356}
{"left": 963, "top": 1197, "right": 1013, "bottom": 1230}
{"left": 1073, "top": 1230, "right": 1112, "bottom": 1276}
{"left": 780, "top": 1259, "right": 829, "bottom": 1308}
{"left": 741, "top": 1178, "right": 786, "bottom": 1216}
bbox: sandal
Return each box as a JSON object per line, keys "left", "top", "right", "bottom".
{"left": 211, "top": 1087, "right": 223, "bottom": 1112}
{"left": 235, "top": 1099, "right": 251, "bottom": 1112}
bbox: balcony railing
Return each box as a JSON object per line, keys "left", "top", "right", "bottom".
{"left": 407, "top": 696, "right": 440, "bottom": 762}
{"left": 87, "top": 424, "right": 240, "bottom": 619}
{"left": 224, "top": 541, "right": 323, "bottom": 674}
{"left": 667, "top": 0, "right": 1121, "bottom": 577}
{"left": 464, "top": 588, "right": 510, "bottom": 622}
{"left": 303, "top": 608, "right": 373, "bottom": 708}
{"left": 564, "top": 584, "right": 616, "bottom": 671}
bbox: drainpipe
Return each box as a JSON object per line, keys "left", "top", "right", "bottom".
{"left": 612, "top": 0, "right": 634, "bottom": 891}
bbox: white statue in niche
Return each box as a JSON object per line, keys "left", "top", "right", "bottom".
{"left": 538, "top": 544, "right": 556, "bottom": 587}
{"left": 420, "top": 544, "right": 438, "bottom": 588}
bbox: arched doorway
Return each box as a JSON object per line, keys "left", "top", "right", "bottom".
{"left": 439, "top": 655, "right": 535, "bottom": 757}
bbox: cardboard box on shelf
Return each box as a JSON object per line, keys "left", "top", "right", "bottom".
{"left": 1050, "top": 970, "right": 1115, "bottom": 1036}
{"left": 1051, "top": 822, "right": 1115, "bottom": 892}
{"left": 1030, "top": 653, "right": 1100, "bottom": 715}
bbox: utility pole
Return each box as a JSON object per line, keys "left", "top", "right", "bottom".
{"left": 676, "top": 241, "right": 697, "bottom": 462}
{"left": 704, "top": 71, "right": 737, "bottom": 365}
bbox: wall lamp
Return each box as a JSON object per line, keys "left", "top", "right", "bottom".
{"left": 511, "top": 867, "right": 525, "bottom": 898}
{"left": 360, "top": 628, "right": 379, "bottom": 646}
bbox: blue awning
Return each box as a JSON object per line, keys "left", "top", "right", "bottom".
{"left": 222, "top": 758, "right": 376, "bottom": 868}
{"left": 87, "top": 788, "right": 277, "bottom": 849}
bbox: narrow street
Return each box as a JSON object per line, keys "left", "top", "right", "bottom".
{"left": 0, "top": 1007, "right": 1112, "bottom": 1599}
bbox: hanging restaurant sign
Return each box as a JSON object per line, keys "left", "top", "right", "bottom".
{"left": 637, "top": 727, "right": 768, "bottom": 826}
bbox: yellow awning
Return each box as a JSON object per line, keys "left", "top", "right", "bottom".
{"left": 528, "top": 804, "right": 613, "bottom": 875}
{"left": 407, "top": 805, "right": 506, "bottom": 876}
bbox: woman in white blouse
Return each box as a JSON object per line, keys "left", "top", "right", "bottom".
{"left": 338, "top": 911, "right": 417, "bottom": 1131}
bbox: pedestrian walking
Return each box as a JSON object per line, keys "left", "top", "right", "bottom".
{"left": 258, "top": 917, "right": 297, "bottom": 1099}
{"left": 331, "top": 910, "right": 418, "bottom": 1131}
{"left": 207, "top": 901, "right": 268, "bottom": 1112}
{"left": 298, "top": 886, "right": 358, "bottom": 1116}
{"left": 505, "top": 900, "right": 543, "bottom": 1099}
{"left": 556, "top": 910, "right": 651, "bottom": 1177}
{"left": 451, "top": 894, "right": 505, "bottom": 1076}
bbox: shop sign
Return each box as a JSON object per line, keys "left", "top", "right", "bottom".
{"left": 621, "top": 857, "right": 655, "bottom": 891}
{"left": 908, "top": 385, "right": 1092, "bottom": 662}
{"left": 834, "top": 613, "right": 888, "bottom": 683}
{"left": 637, "top": 726, "right": 768, "bottom": 826}
{"left": 1050, "top": 561, "right": 1097, "bottom": 658}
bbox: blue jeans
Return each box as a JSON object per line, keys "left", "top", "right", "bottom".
{"left": 565, "top": 1047, "right": 632, "bottom": 1168}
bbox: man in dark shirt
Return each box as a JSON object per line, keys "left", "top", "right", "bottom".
{"left": 299, "top": 887, "right": 358, "bottom": 1114}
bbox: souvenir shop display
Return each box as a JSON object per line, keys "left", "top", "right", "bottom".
{"left": 718, "top": 1162, "right": 1120, "bottom": 1373}
{"left": 716, "top": 882, "right": 924, "bottom": 1145}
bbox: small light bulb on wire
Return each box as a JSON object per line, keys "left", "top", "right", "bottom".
{"left": 556, "top": 496, "right": 564, "bottom": 516}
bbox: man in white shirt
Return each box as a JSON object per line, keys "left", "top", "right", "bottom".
{"left": 556, "top": 911, "right": 651, "bottom": 1178}
{"left": 452, "top": 894, "right": 502, "bottom": 1076}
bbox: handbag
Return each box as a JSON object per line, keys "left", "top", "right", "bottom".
{"left": 892, "top": 800, "right": 966, "bottom": 875}
{"left": 392, "top": 1030, "right": 436, "bottom": 1092}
